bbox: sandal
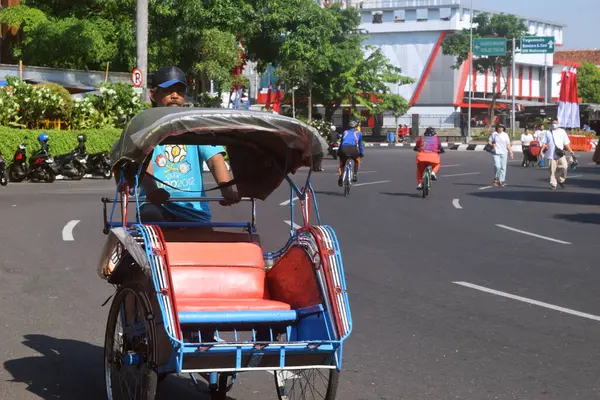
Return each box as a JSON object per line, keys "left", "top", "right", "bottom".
{"left": 492, "top": 178, "right": 499, "bottom": 186}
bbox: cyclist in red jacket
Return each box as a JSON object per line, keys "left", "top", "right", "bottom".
{"left": 414, "top": 127, "right": 444, "bottom": 190}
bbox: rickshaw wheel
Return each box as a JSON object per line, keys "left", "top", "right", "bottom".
{"left": 104, "top": 285, "right": 158, "bottom": 400}
{"left": 274, "top": 368, "right": 340, "bottom": 400}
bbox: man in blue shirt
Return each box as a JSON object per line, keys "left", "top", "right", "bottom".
{"left": 337, "top": 120, "right": 364, "bottom": 186}
{"left": 139, "top": 66, "right": 240, "bottom": 222}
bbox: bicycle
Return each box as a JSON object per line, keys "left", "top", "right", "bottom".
{"left": 421, "top": 163, "right": 433, "bottom": 198}
{"left": 342, "top": 158, "right": 354, "bottom": 197}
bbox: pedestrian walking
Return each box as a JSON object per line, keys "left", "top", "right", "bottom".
{"left": 488, "top": 124, "right": 514, "bottom": 187}
{"left": 520, "top": 127, "right": 534, "bottom": 166}
{"left": 534, "top": 123, "right": 549, "bottom": 167}
{"left": 540, "top": 118, "right": 575, "bottom": 190}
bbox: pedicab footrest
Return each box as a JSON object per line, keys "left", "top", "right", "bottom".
{"left": 178, "top": 310, "right": 298, "bottom": 325}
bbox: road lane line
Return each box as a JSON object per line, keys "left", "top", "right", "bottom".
{"left": 440, "top": 164, "right": 461, "bottom": 168}
{"left": 496, "top": 224, "right": 571, "bottom": 245}
{"left": 452, "top": 199, "right": 462, "bottom": 209}
{"left": 441, "top": 172, "right": 481, "bottom": 178}
{"left": 453, "top": 281, "right": 600, "bottom": 322}
{"left": 352, "top": 180, "right": 390, "bottom": 187}
{"left": 62, "top": 220, "right": 80, "bottom": 241}
{"left": 478, "top": 186, "right": 493, "bottom": 190}
{"left": 568, "top": 175, "right": 583, "bottom": 178}
{"left": 279, "top": 197, "right": 299, "bottom": 206}
{"left": 284, "top": 220, "right": 301, "bottom": 230}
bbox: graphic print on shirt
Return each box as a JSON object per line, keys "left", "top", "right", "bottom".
{"left": 154, "top": 145, "right": 195, "bottom": 191}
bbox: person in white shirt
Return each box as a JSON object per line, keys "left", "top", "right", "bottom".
{"left": 540, "top": 118, "right": 575, "bottom": 190}
{"left": 520, "top": 127, "right": 534, "bottom": 166}
{"left": 488, "top": 124, "right": 514, "bottom": 187}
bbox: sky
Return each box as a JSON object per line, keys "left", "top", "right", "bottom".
{"left": 473, "top": 0, "right": 598, "bottom": 50}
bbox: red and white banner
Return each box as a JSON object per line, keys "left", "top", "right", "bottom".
{"left": 557, "top": 66, "right": 580, "bottom": 129}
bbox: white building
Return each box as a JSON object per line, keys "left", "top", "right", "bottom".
{"left": 346, "top": 0, "right": 567, "bottom": 130}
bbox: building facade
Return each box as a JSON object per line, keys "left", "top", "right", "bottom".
{"left": 345, "top": 0, "right": 566, "bottom": 130}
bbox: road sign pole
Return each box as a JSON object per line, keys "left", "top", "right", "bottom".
{"left": 467, "top": 0, "right": 473, "bottom": 144}
{"left": 544, "top": 54, "right": 548, "bottom": 105}
{"left": 512, "top": 38, "right": 516, "bottom": 138}
{"left": 136, "top": 0, "right": 148, "bottom": 102}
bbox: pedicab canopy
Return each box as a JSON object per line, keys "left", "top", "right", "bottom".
{"left": 110, "top": 107, "right": 328, "bottom": 200}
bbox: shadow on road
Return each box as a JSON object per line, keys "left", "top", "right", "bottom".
{"left": 3, "top": 334, "right": 233, "bottom": 400}
{"left": 314, "top": 190, "right": 346, "bottom": 197}
{"left": 380, "top": 192, "right": 422, "bottom": 198}
{"left": 453, "top": 183, "right": 543, "bottom": 190}
{"left": 471, "top": 190, "right": 600, "bottom": 206}
{"left": 555, "top": 213, "right": 600, "bottom": 225}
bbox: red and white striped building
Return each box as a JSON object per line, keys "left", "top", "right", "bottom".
{"left": 347, "top": 0, "right": 571, "bottom": 129}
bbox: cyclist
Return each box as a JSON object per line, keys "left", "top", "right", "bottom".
{"left": 414, "top": 126, "right": 444, "bottom": 190}
{"left": 337, "top": 120, "right": 364, "bottom": 186}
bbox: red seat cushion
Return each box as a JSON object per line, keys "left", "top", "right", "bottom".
{"left": 165, "top": 241, "right": 292, "bottom": 314}
{"left": 177, "top": 298, "right": 291, "bottom": 312}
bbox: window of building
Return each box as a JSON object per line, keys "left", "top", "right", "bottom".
{"left": 440, "top": 7, "right": 451, "bottom": 21}
{"left": 416, "top": 8, "right": 428, "bottom": 21}
{"left": 372, "top": 11, "right": 383, "bottom": 24}
{"left": 394, "top": 10, "right": 405, "bottom": 23}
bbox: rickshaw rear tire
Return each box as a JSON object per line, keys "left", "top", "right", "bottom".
{"left": 104, "top": 284, "right": 158, "bottom": 400}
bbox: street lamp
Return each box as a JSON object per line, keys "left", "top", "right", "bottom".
{"left": 467, "top": 0, "right": 473, "bottom": 143}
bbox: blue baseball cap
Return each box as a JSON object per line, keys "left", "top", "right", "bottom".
{"left": 152, "top": 66, "right": 188, "bottom": 89}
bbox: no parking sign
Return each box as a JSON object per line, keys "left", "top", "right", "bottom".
{"left": 131, "top": 68, "right": 143, "bottom": 88}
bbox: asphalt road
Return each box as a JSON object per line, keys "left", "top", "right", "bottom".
{"left": 1, "top": 149, "right": 600, "bottom": 399}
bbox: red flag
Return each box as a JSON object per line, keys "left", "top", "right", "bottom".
{"left": 272, "top": 84, "right": 281, "bottom": 114}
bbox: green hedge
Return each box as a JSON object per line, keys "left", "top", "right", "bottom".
{"left": 0, "top": 127, "right": 121, "bottom": 161}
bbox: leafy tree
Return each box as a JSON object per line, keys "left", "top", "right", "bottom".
{"left": 274, "top": 4, "right": 413, "bottom": 123}
{"left": 578, "top": 62, "right": 600, "bottom": 104}
{"left": 441, "top": 12, "right": 528, "bottom": 128}
{"left": 372, "top": 93, "right": 409, "bottom": 142}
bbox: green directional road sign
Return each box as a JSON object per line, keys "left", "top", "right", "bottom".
{"left": 473, "top": 38, "right": 507, "bottom": 57}
{"left": 520, "top": 36, "right": 555, "bottom": 54}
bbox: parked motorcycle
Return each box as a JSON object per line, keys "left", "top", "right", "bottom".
{"left": 9, "top": 141, "right": 29, "bottom": 182}
{"left": 28, "top": 135, "right": 57, "bottom": 183}
{"left": 0, "top": 152, "right": 8, "bottom": 186}
{"left": 53, "top": 150, "right": 88, "bottom": 180}
{"left": 74, "top": 135, "right": 112, "bottom": 179}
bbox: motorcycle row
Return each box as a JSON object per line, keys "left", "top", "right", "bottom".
{"left": 0, "top": 133, "right": 112, "bottom": 186}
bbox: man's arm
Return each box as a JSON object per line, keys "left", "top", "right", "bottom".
{"left": 207, "top": 153, "right": 240, "bottom": 205}
{"left": 563, "top": 132, "right": 574, "bottom": 155}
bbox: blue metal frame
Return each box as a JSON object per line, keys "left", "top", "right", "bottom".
{"left": 106, "top": 162, "right": 346, "bottom": 377}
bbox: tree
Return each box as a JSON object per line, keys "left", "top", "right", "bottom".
{"left": 441, "top": 12, "right": 528, "bottom": 128}
{"left": 372, "top": 93, "right": 409, "bottom": 143}
{"left": 578, "top": 62, "right": 600, "bottom": 104}
{"left": 274, "top": 4, "right": 413, "bottom": 122}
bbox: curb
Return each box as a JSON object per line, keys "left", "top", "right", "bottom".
{"left": 367, "top": 140, "right": 599, "bottom": 152}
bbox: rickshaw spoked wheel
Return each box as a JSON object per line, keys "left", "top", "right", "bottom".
{"left": 104, "top": 285, "right": 158, "bottom": 400}
{"left": 274, "top": 368, "right": 340, "bottom": 400}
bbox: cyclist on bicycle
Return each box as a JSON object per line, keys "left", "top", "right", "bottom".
{"left": 414, "top": 126, "right": 444, "bottom": 190}
{"left": 338, "top": 120, "right": 364, "bottom": 186}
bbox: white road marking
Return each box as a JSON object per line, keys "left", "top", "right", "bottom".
{"left": 454, "top": 281, "right": 600, "bottom": 322}
{"left": 478, "top": 186, "right": 493, "bottom": 190}
{"left": 284, "top": 220, "right": 301, "bottom": 230}
{"left": 452, "top": 199, "right": 462, "bottom": 209}
{"left": 496, "top": 224, "right": 571, "bottom": 245}
{"left": 441, "top": 172, "right": 481, "bottom": 178}
{"left": 62, "top": 220, "right": 80, "bottom": 241}
{"left": 279, "top": 197, "right": 299, "bottom": 206}
{"left": 440, "top": 164, "right": 461, "bottom": 168}
{"left": 568, "top": 175, "right": 583, "bottom": 178}
{"left": 352, "top": 180, "right": 390, "bottom": 187}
